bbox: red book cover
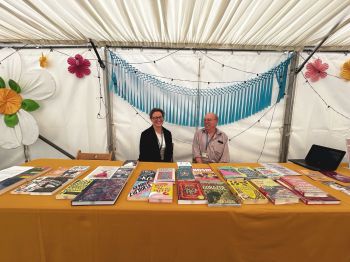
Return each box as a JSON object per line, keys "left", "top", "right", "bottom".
{"left": 177, "top": 181, "right": 207, "bottom": 204}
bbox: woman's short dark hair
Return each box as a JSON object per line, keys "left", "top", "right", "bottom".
{"left": 149, "top": 108, "right": 164, "bottom": 118}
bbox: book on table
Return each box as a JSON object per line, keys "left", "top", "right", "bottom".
{"left": 192, "top": 168, "right": 221, "bottom": 182}
{"left": 12, "top": 176, "right": 70, "bottom": 195}
{"left": 226, "top": 179, "right": 268, "bottom": 204}
{"left": 200, "top": 182, "right": 241, "bottom": 207}
{"left": 176, "top": 162, "right": 192, "bottom": 167}
{"left": 298, "top": 169, "right": 334, "bottom": 182}
{"left": 110, "top": 167, "right": 134, "bottom": 180}
{"left": 149, "top": 182, "right": 173, "bottom": 203}
{"left": 60, "top": 166, "right": 90, "bottom": 179}
{"left": 84, "top": 166, "right": 120, "bottom": 180}
{"left": 56, "top": 179, "right": 94, "bottom": 199}
{"left": 0, "top": 166, "right": 34, "bottom": 182}
{"left": 261, "top": 163, "right": 301, "bottom": 176}
{"left": 277, "top": 179, "right": 340, "bottom": 205}
{"left": 217, "top": 166, "right": 245, "bottom": 180}
{"left": 0, "top": 166, "right": 51, "bottom": 195}
{"left": 235, "top": 167, "right": 262, "bottom": 180}
{"left": 127, "top": 180, "right": 153, "bottom": 201}
{"left": 154, "top": 168, "right": 175, "bottom": 183}
{"left": 177, "top": 180, "right": 207, "bottom": 204}
{"left": 279, "top": 176, "right": 328, "bottom": 197}
{"left": 322, "top": 181, "right": 350, "bottom": 196}
{"left": 250, "top": 178, "right": 299, "bottom": 205}
{"left": 175, "top": 167, "right": 195, "bottom": 181}
{"left": 137, "top": 170, "right": 156, "bottom": 182}
{"left": 254, "top": 167, "right": 283, "bottom": 179}
{"left": 72, "top": 179, "right": 127, "bottom": 206}
{"left": 320, "top": 171, "right": 350, "bottom": 183}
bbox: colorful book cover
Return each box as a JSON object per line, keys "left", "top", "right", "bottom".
{"left": 56, "top": 179, "right": 94, "bottom": 199}
{"left": 29, "top": 176, "right": 70, "bottom": 195}
{"left": 193, "top": 168, "right": 221, "bottom": 182}
{"left": 72, "top": 179, "right": 127, "bottom": 205}
{"left": 236, "top": 167, "right": 262, "bottom": 179}
{"left": 201, "top": 182, "right": 241, "bottom": 207}
{"left": 298, "top": 169, "right": 333, "bottom": 182}
{"left": 218, "top": 166, "right": 245, "bottom": 180}
{"left": 0, "top": 166, "right": 51, "bottom": 195}
{"left": 60, "top": 166, "right": 90, "bottom": 179}
{"left": 44, "top": 167, "right": 70, "bottom": 177}
{"left": 250, "top": 178, "right": 299, "bottom": 205}
{"left": 0, "top": 166, "right": 34, "bottom": 182}
{"left": 176, "top": 167, "right": 195, "bottom": 181}
{"left": 110, "top": 167, "right": 134, "bottom": 180}
{"left": 12, "top": 177, "right": 48, "bottom": 194}
{"left": 127, "top": 181, "right": 153, "bottom": 201}
{"left": 149, "top": 182, "right": 173, "bottom": 203}
{"left": 154, "top": 168, "right": 175, "bottom": 183}
{"left": 177, "top": 181, "right": 207, "bottom": 204}
{"left": 279, "top": 176, "right": 328, "bottom": 197}
{"left": 226, "top": 179, "right": 268, "bottom": 204}
{"left": 137, "top": 170, "right": 156, "bottom": 182}
{"left": 322, "top": 181, "right": 350, "bottom": 195}
{"left": 84, "top": 166, "right": 120, "bottom": 179}
{"left": 261, "top": 163, "right": 301, "bottom": 176}
{"left": 254, "top": 167, "right": 281, "bottom": 179}
{"left": 277, "top": 180, "right": 340, "bottom": 205}
{"left": 320, "top": 171, "right": 350, "bottom": 183}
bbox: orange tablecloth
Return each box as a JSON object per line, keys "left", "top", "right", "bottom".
{"left": 1, "top": 159, "right": 350, "bottom": 262}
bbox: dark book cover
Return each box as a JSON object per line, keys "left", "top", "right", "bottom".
{"left": 321, "top": 171, "right": 350, "bottom": 183}
{"left": 176, "top": 167, "right": 195, "bottom": 181}
{"left": 72, "top": 179, "right": 127, "bottom": 205}
{"left": 111, "top": 167, "right": 133, "bottom": 180}
{"left": 137, "top": 170, "right": 156, "bottom": 182}
{"left": 30, "top": 177, "right": 70, "bottom": 195}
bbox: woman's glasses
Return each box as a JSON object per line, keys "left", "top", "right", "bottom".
{"left": 151, "top": 116, "right": 163, "bottom": 120}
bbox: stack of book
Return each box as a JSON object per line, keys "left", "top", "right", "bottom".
{"left": 277, "top": 176, "right": 340, "bottom": 205}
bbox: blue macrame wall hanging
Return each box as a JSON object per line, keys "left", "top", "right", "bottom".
{"left": 109, "top": 51, "right": 292, "bottom": 127}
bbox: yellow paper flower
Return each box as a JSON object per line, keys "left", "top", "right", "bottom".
{"left": 0, "top": 88, "right": 22, "bottom": 115}
{"left": 39, "top": 53, "right": 48, "bottom": 68}
{"left": 340, "top": 59, "right": 350, "bottom": 80}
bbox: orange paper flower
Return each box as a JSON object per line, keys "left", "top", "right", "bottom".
{"left": 0, "top": 88, "right": 22, "bottom": 114}
{"left": 340, "top": 59, "right": 350, "bottom": 80}
{"left": 39, "top": 53, "right": 48, "bottom": 68}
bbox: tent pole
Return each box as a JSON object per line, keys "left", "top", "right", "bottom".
{"left": 279, "top": 52, "right": 299, "bottom": 162}
{"left": 195, "top": 57, "right": 201, "bottom": 129}
{"left": 103, "top": 47, "right": 115, "bottom": 159}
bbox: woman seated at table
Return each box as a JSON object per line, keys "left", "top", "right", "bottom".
{"left": 139, "top": 108, "right": 173, "bottom": 162}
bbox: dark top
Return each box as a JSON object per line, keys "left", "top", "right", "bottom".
{"left": 139, "top": 126, "right": 173, "bottom": 162}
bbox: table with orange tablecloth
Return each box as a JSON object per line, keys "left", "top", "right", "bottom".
{"left": 1, "top": 159, "right": 350, "bottom": 262}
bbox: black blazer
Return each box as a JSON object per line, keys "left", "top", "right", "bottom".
{"left": 139, "top": 126, "right": 173, "bottom": 162}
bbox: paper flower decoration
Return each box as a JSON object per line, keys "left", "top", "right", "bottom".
{"left": 0, "top": 48, "right": 56, "bottom": 149}
{"left": 67, "top": 54, "right": 91, "bottom": 78}
{"left": 305, "top": 59, "right": 329, "bottom": 82}
{"left": 340, "top": 59, "right": 350, "bottom": 80}
{"left": 39, "top": 53, "right": 48, "bottom": 68}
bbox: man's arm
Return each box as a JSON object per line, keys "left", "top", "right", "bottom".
{"left": 192, "top": 131, "right": 202, "bottom": 163}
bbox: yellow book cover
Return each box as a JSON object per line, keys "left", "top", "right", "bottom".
{"left": 227, "top": 179, "right": 268, "bottom": 204}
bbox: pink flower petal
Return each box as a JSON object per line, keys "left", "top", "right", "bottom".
{"left": 82, "top": 59, "right": 91, "bottom": 67}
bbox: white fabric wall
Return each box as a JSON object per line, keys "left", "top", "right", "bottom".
{"left": 111, "top": 49, "right": 289, "bottom": 162}
{"left": 289, "top": 52, "right": 350, "bottom": 162}
{"left": 0, "top": 48, "right": 108, "bottom": 169}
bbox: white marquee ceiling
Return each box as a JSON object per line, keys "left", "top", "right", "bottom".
{"left": 0, "top": 0, "right": 349, "bottom": 50}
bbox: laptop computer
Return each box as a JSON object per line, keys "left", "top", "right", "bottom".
{"left": 289, "top": 144, "right": 345, "bottom": 171}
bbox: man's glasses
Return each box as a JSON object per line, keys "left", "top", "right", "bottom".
{"left": 151, "top": 116, "right": 163, "bottom": 120}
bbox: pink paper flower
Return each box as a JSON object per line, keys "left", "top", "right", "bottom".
{"left": 305, "top": 59, "right": 329, "bottom": 82}
{"left": 67, "top": 54, "right": 91, "bottom": 78}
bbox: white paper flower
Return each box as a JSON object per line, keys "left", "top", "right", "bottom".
{"left": 0, "top": 48, "right": 56, "bottom": 149}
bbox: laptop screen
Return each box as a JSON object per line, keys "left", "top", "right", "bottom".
{"left": 305, "top": 144, "right": 346, "bottom": 170}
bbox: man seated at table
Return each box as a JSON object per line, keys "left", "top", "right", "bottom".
{"left": 192, "top": 112, "right": 230, "bottom": 163}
